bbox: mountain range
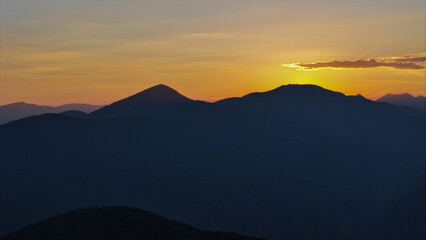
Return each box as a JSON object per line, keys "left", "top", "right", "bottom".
{"left": 0, "top": 102, "right": 104, "bottom": 124}
{"left": 1, "top": 88, "right": 424, "bottom": 125}
{"left": 376, "top": 93, "right": 426, "bottom": 111}
{"left": 0, "top": 84, "right": 424, "bottom": 240}
{"left": 1, "top": 207, "right": 264, "bottom": 240}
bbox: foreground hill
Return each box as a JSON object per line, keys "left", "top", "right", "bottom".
{"left": 376, "top": 93, "right": 426, "bottom": 111}
{"left": 0, "top": 84, "right": 424, "bottom": 240}
{"left": 1, "top": 207, "right": 263, "bottom": 240}
{"left": 0, "top": 102, "right": 104, "bottom": 124}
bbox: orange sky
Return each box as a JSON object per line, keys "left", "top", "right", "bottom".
{"left": 1, "top": 0, "right": 425, "bottom": 106}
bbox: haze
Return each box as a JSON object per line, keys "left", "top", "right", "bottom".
{"left": 1, "top": 0, "right": 424, "bottom": 105}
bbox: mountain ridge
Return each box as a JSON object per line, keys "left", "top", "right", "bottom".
{"left": 0, "top": 102, "right": 104, "bottom": 124}
{"left": 376, "top": 93, "right": 426, "bottom": 111}
{"left": 3, "top": 84, "right": 424, "bottom": 123}
{"left": 0, "top": 207, "right": 265, "bottom": 240}
{"left": 0, "top": 84, "right": 424, "bottom": 240}
{"left": 89, "top": 84, "right": 194, "bottom": 119}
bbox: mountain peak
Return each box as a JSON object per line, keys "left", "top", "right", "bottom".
{"left": 2, "top": 102, "right": 36, "bottom": 107}
{"left": 275, "top": 84, "right": 324, "bottom": 90}
{"left": 267, "top": 84, "right": 344, "bottom": 98}
{"left": 216, "top": 84, "right": 346, "bottom": 107}
{"left": 137, "top": 84, "right": 182, "bottom": 96}
{"left": 378, "top": 93, "right": 415, "bottom": 101}
{"left": 117, "top": 84, "right": 192, "bottom": 106}
{"left": 377, "top": 93, "right": 426, "bottom": 111}
{"left": 401, "top": 93, "right": 414, "bottom": 98}
{"left": 89, "top": 84, "right": 193, "bottom": 118}
{"left": 147, "top": 84, "right": 174, "bottom": 91}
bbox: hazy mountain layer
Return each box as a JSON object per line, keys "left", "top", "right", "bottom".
{"left": 0, "top": 102, "right": 104, "bottom": 124}
{"left": 376, "top": 93, "right": 426, "bottom": 111}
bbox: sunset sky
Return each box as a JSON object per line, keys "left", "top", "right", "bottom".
{"left": 1, "top": 0, "right": 424, "bottom": 105}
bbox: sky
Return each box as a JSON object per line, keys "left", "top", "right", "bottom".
{"left": 1, "top": 0, "right": 425, "bottom": 105}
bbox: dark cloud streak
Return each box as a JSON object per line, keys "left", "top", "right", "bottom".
{"left": 299, "top": 59, "right": 424, "bottom": 70}
{"left": 283, "top": 54, "right": 426, "bottom": 70}
{"left": 394, "top": 56, "right": 426, "bottom": 63}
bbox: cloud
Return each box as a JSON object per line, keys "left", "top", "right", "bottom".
{"left": 283, "top": 53, "right": 426, "bottom": 71}
{"left": 393, "top": 55, "right": 426, "bottom": 63}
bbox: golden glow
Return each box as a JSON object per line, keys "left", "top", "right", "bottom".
{"left": 282, "top": 63, "right": 319, "bottom": 71}
{"left": 1, "top": 1, "right": 425, "bottom": 105}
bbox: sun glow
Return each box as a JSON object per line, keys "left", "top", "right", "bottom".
{"left": 1, "top": 0, "right": 424, "bottom": 105}
{"left": 282, "top": 63, "right": 319, "bottom": 71}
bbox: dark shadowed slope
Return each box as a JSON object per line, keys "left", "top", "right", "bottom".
{"left": 54, "top": 103, "right": 105, "bottom": 113}
{"left": 0, "top": 207, "right": 265, "bottom": 240}
{"left": 0, "top": 102, "right": 104, "bottom": 124}
{"left": 60, "top": 110, "right": 88, "bottom": 118}
{"left": 0, "top": 84, "right": 424, "bottom": 240}
{"left": 215, "top": 84, "right": 425, "bottom": 139}
{"left": 376, "top": 93, "right": 426, "bottom": 111}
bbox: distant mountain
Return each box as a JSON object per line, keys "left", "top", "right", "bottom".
{"left": 347, "top": 94, "right": 367, "bottom": 100}
{"left": 0, "top": 102, "right": 104, "bottom": 124}
{"left": 0, "top": 84, "right": 424, "bottom": 240}
{"left": 60, "top": 110, "right": 88, "bottom": 118}
{"left": 0, "top": 102, "right": 53, "bottom": 124}
{"left": 89, "top": 84, "right": 225, "bottom": 120}
{"left": 1, "top": 207, "right": 264, "bottom": 240}
{"left": 376, "top": 93, "right": 426, "bottom": 111}
{"left": 54, "top": 104, "right": 105, "bottom": 113}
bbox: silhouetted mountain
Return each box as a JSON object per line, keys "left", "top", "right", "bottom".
{"left": 0, "top": 84, "right": 424, "bottom": 240}
{"left": 376, "top": 93, "right": 426, "bottom": 111}
{"left": 115, "top": 84, "right": 192, "bottom": 106}
{"left": 0, "top": 102, "right": 104, "bottom": 124}
{"left": 54, "top": 103, "right": 105, "bottom": 113}
{"left": 216, "top": 84, "right": 354, "bottom": 107}
{"left": 90, "top": 84, "right": 194, "bottom": 119}
{"left": 216, "top": 84, "right": 424, "bottom": 138}
{"left": 0, "top": 102, "right": 53, "bottom": 124}
{"left": 347, "top": 94, "right": 366, "bottom": 100}
{"left": 217, "top": 84, "right": 380, "bottom": 109}
{"left": 60, "top": 110, "right": 88, "bottom": 118}
{"left": 1, "top": 207, "right": 264, "bottom": 240}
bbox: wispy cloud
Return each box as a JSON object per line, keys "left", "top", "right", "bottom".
{"left": 392, "top": 55, "right": 426, "bottom": 63}
{"left": 283, "top": 53, "right": 426, "bottom": 71}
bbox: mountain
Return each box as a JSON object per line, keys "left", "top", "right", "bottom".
{"left": 216, "top": 84, "right": 423, "bottom": 138}
{"left": 111, "top": 84, "right": 192, "bottom": 106}
{"left": 0, "top": 102, "right": 104, "bottom": 124}
{"left": 60, "top": 110, "right": 88, "bottom": 118}
{"left": 89, "top": 84, "right": 236, "bottom": 121}
{"left": 0, "top": 84, "right": 424, "bottom": 240}
{"left": 215, "top": 84, "right": 346, "bottom": 110}
{"left": 376, "top": 93, "right": 426, "bottom": 111}
{"left": 0, "top": 102, "right": 53, "bottom": 124}
{"left": 54, "top": 103, "right": 105, "bottom": 113}
{"left": 1, "top": 207, "right": 264, "bottom": 240}
{"left": 347, "top": 94, "right": 366, "bottom": 100}
{"left": 89, "top": 84, "right": 194, "bottom": 119}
